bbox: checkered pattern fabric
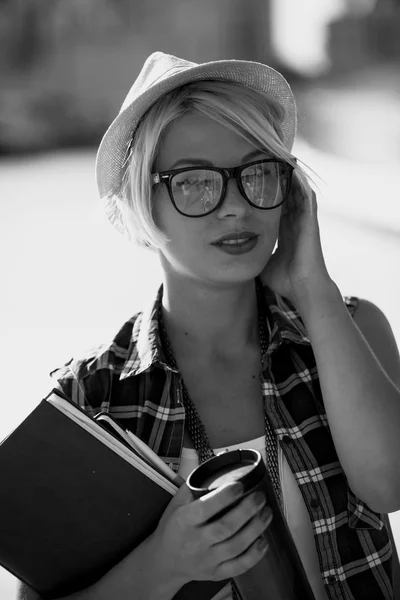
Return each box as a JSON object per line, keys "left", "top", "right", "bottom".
{"left": 51, "top": 282, "right": 393, "bottom": 600}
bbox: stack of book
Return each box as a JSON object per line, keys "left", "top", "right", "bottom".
{"left": 0, "top": 390, "right": 228, "bottom": 599}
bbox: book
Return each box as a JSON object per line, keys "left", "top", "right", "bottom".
{"left": 0, "top": 389, "right": 229, "bottom": 599}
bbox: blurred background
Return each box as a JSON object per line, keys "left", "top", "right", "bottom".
{"left": 1, "top": 0, "right": 400, "bottom": 597}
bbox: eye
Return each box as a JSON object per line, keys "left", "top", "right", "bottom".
{"left": 173, "top": 173, "right": 206, "bottom": 190}
{"left": 176, "top": 177, "right": 195, "bottom": 187}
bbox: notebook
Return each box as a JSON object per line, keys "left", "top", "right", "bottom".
{"left": 0, "top": 389, "right": 229, "bottom": 599}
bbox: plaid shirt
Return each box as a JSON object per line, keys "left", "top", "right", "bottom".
{"left": 51, "top": 282, "right": 393, "bottom": 600}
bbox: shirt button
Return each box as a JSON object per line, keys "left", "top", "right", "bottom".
{"left": 327, "top": 575, "right": 337, "bottom": 584}
{"left": 281, "top": 435, "right": 293, "bottom": 445}
{"left": 310, "top": 497, "right": 320, "bottom": 509}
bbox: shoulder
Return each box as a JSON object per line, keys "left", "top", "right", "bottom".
{"left": 50, "top": 311, "right": 144, "bottom": 411}
{"left": 54, "top": 311, "right": 143, "bottom": 379}
{"left": 350, "top": 298, "right": 400, "bottom": 388}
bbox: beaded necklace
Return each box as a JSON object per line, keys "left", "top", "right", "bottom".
{"left": 157, "top": 281, "right": 281, "bottom": 598}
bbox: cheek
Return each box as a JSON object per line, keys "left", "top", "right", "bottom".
{"left": 152, "top": 189, "right": 204, "bottom": 257}
{"left": 153, "top": 187, "right": 196, "bottom": 237}
{"left": 259, "top": 210, "right": 281, "bottom": 241}
{"left": 152, "top": 187, "right": 167, "bottom": 231}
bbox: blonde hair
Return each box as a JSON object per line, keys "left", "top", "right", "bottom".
{"left": 119, "top": 80, "right": 304, "bottom": 248}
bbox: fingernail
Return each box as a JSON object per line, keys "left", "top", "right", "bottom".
{"left": 254, "top": 491, "right": 266, "bottom": 506}
{"left": 261, "top": 506, "right": 273, "bottom": 523}
{"left": 258, "top": 535, "right": 268, "bottom": 550}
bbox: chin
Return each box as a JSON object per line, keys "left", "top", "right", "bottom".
{"left": 211, "top": 249, "right": 272, "bottom": 283}
{"left": 208, "top": 262, "right": 266, "bottom": 285}
{"left": 167, "top": 243, "right": 273, "bottom": 286}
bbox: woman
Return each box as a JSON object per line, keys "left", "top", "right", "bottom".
{"left": 19, "top": 52, "right": 400, "bottom": 600}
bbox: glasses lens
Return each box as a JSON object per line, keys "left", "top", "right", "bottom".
{"left": 171, "top": 169, "right": 223, "bottom": 215}
{"left": 241, "top": 161, "right": 289, "bottom": 208}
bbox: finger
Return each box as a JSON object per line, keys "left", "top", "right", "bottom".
{"left": 216, "top": 504, "right": 273, "bottom": 562}
{"left": 174, "top": 474, "right": 186, "bottom": 487}
{"left": 217, "top": 530, "right": 270, "bottom": 580}
{"left": 285, "top": 171, "right": 304, "bottom": 217}
{"left": 294, "top": 168, "right": 317, "bottom": 211}
{"left": 205, "top": 491, "right": 270, "bottom": 544}
{"left": 172, "top": 482, "right": 196, "bottom": 506}
{"left": 189, "top": 482, "right": 244, "bottom": 525}
{"left": 310, "top": 188, "right": 318, "bottom": 217}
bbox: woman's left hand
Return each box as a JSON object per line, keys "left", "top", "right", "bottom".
{"left": 260, "top": 168, "right": 332, "bottom": 306}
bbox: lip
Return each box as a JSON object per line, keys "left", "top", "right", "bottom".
{"left": 213, "top": 235, "right": 259, "bottom": 256}
{"left": 211, "top": 231, "right": 258, "bottom": 245}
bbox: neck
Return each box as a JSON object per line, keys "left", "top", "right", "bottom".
{"left": 160, "top": 274, "right": 260, "bottom": 359}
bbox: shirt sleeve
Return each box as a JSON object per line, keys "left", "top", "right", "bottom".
{"left": 49, "top": 357, "right": 111, "bottom": 417}
{"left": 343, "top": 295, "right": 359, "bottom": 317}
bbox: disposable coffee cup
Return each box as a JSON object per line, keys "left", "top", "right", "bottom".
{"left": 187, "top": 449, "right": 315, "bottom": 600}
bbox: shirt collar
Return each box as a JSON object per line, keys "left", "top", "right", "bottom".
{"left": 119, "top": 282, "right": 311, "bottom": 379}
{"left": 262, "top": 285, "right": 311, "bottom": 355}
{"left": 119, "top": 284, "right": 177, "bottom": 379}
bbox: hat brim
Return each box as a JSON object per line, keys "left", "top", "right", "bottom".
{"left": 95, "top": 58, "right": 297, "bottom": 207}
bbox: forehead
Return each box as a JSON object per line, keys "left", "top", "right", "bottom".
{"left": 156, "top": 112, "right": 265, "bottom": 171}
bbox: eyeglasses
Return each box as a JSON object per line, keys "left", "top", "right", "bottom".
{"left": 152, "top": 158, "right": 295, "bottom": 218}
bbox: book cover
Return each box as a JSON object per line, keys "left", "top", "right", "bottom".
{"left": 0, "top": 390, "right": 229, "bottom": 599}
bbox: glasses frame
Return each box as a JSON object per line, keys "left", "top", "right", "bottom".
{"left": 152, "top": 158, "right": 296, "bottom": 218}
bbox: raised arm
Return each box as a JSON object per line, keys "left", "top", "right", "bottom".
{"left": 294, "top": 285, "right": 400, "bottom": 513}
{"left": 260, "top": 174, "right": 400, "bottom": 513}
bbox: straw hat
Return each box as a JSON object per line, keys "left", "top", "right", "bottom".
{"left": 95, "top": 51, "right": 297, "bottom": 233}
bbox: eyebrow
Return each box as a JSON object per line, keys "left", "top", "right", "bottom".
{"left": 168, "top": 148, "right": 272, "bottom": 170}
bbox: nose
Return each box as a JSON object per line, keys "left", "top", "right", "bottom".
{"left": 216, "top": 177, "right": 251, "bottom": 219}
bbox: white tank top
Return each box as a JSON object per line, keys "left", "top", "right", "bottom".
{"left": 178, "top": 435, "right": 328, "bottom": 600}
